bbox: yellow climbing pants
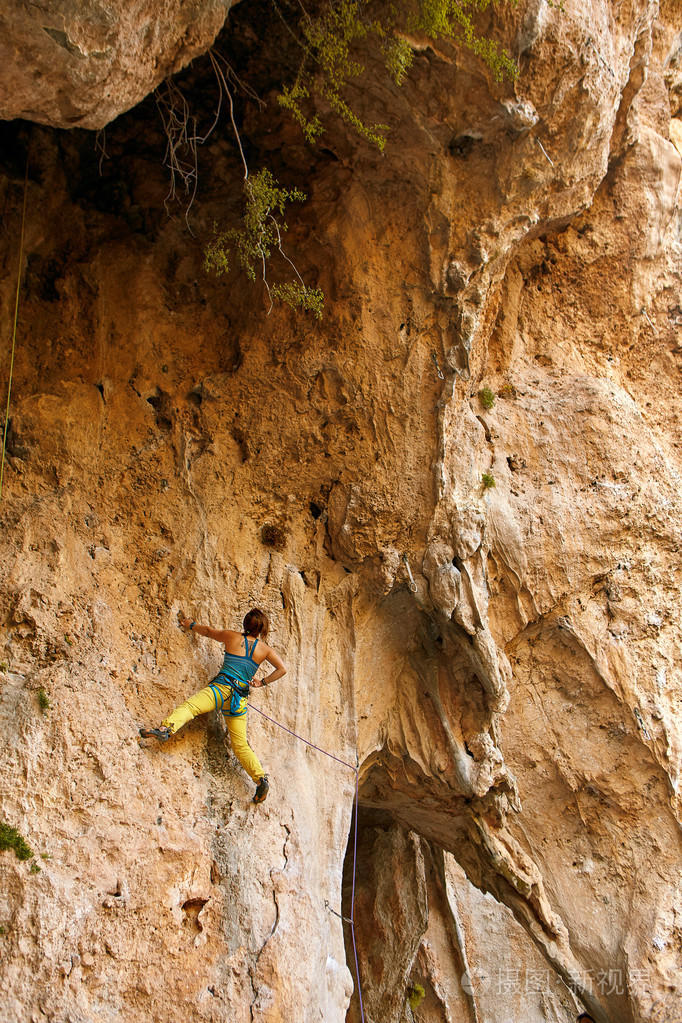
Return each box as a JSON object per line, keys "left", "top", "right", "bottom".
{"left": 162, "top": 684, "right": 265, "bottom": 782}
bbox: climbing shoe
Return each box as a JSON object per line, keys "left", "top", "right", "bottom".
{"left": 253, "top": 776, "right": 269, "bottom": 804}
{"left": 139, "top": 726, "right": 171, "bottom": 742}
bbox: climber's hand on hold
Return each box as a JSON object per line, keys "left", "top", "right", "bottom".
{"left": 178, "top": 617, "right": 193, "bottom": 631}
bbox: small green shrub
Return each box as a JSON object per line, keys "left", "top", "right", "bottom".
{"left": 204, "top": 169, "right": 324, "bottom": 318}
{"left": 0, "top": 821, "right": 34, "bottom": 861}
{"left": 270, "top": 281, "right": 325, "bottom": 320}
{"left": 279, "top": 0, "right": 517, "bottom": 152}
{"left": 0, "top": 662, "right": 7, "bottom": 672}
{"left": 205, "top": 170, "right": 305, "bottom": 281}
{"left": 29, "top": 862, "right": 41, "bottom": 874}
{"left": 202, "top": 1, "right": 515, "bottom": 315}
{"left": 408, "top": 982, "right": 426, "bottom": 1010}
{"left": 482, "top": 473, "right": 496, "bottom": 489}
{"left": 0, "top": 926, "right": 5, "bottom": 934}
{"left": 260, "top": 523, "right": 287, "bottom": 551}
{"left": 478, "top": 387, "right": 496, "bottom": 410}
{"left": 38, "top": 687, "right": 50, "bottom": 714}
{"left": 64, "top": 634, "right": 73, "bottom": 646}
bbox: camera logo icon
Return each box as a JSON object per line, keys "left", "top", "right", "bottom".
{"left": 460, "top": 967, "right": 492, "bottom": 995}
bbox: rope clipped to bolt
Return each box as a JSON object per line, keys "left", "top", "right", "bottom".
{"left": 247, "top": 701, "right": 366, "bottom": 1022}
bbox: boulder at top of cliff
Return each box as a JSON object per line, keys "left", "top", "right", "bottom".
{"left": 0, "top": 0, "right": 237, "bottom": 129}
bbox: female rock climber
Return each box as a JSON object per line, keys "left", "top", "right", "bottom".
{"left": 139, "top": 608, "right": 286, "bottom": 804}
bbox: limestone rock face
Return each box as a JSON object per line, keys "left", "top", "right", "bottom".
{"left": 0, "top": 0, "right": 237, "bottom": 128}
{"left": 0, "top": 1, "right": 681, "bottom": 1022}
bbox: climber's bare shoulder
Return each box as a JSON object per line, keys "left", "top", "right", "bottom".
{"left": 222, "top": 629, "right": 249, "bottom": 653}
{"left": 259, "top": 644, "right": 286, "bottom": 671}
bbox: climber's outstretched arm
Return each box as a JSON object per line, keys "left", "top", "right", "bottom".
{"left": 178, "top": 617, "right": 228, "bottom": 643}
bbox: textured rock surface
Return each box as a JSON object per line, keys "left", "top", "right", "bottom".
{"left": 0, "top": 0, "right": 681, "bottom": 1021}
{"left": 0, "top": 0, "right": 237, "bottom": 129}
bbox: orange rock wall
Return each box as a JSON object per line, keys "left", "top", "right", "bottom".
{"left": 0, "top": 1, "right": 680, "bottom": 1021}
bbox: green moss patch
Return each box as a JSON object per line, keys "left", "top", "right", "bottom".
{"left": 0, "top": 821, "right": 34, "bottom": 862}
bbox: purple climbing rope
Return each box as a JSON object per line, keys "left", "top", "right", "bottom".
{"left": 247, "top": 700, "right": 366, "bottom": 1022}
{"left": 248, "top": 703, "right": 357, "bottom": 771}
{"left": 351, "top": 768, "right": 359, "bottom": 921}
{"left": 350, "top": 766, "right": 365, "bottom": 1022}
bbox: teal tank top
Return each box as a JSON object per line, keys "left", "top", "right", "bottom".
{"left": 220, "top": 635, "right": 259, "bottom": 684}
{"left": 212, "top": 635, "right": 259, "bottom": 717}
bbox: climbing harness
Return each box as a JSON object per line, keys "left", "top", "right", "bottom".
{"left": 402, "top": 554, "right": 418, "bottom": 594}
{"left": 210, "top": 677, "right": 250, "bottom": 717}
{"left": 247, "top": 700, "right": 366, "bottom": 1022}
{"left": 0, "top": 146, "right": 29, "bottom": 500}
{"left": 431, "top": 351, "right": 445, "bottom": 380}
{"left": 210, "top": 635, "right": 260, "bottom": 716}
